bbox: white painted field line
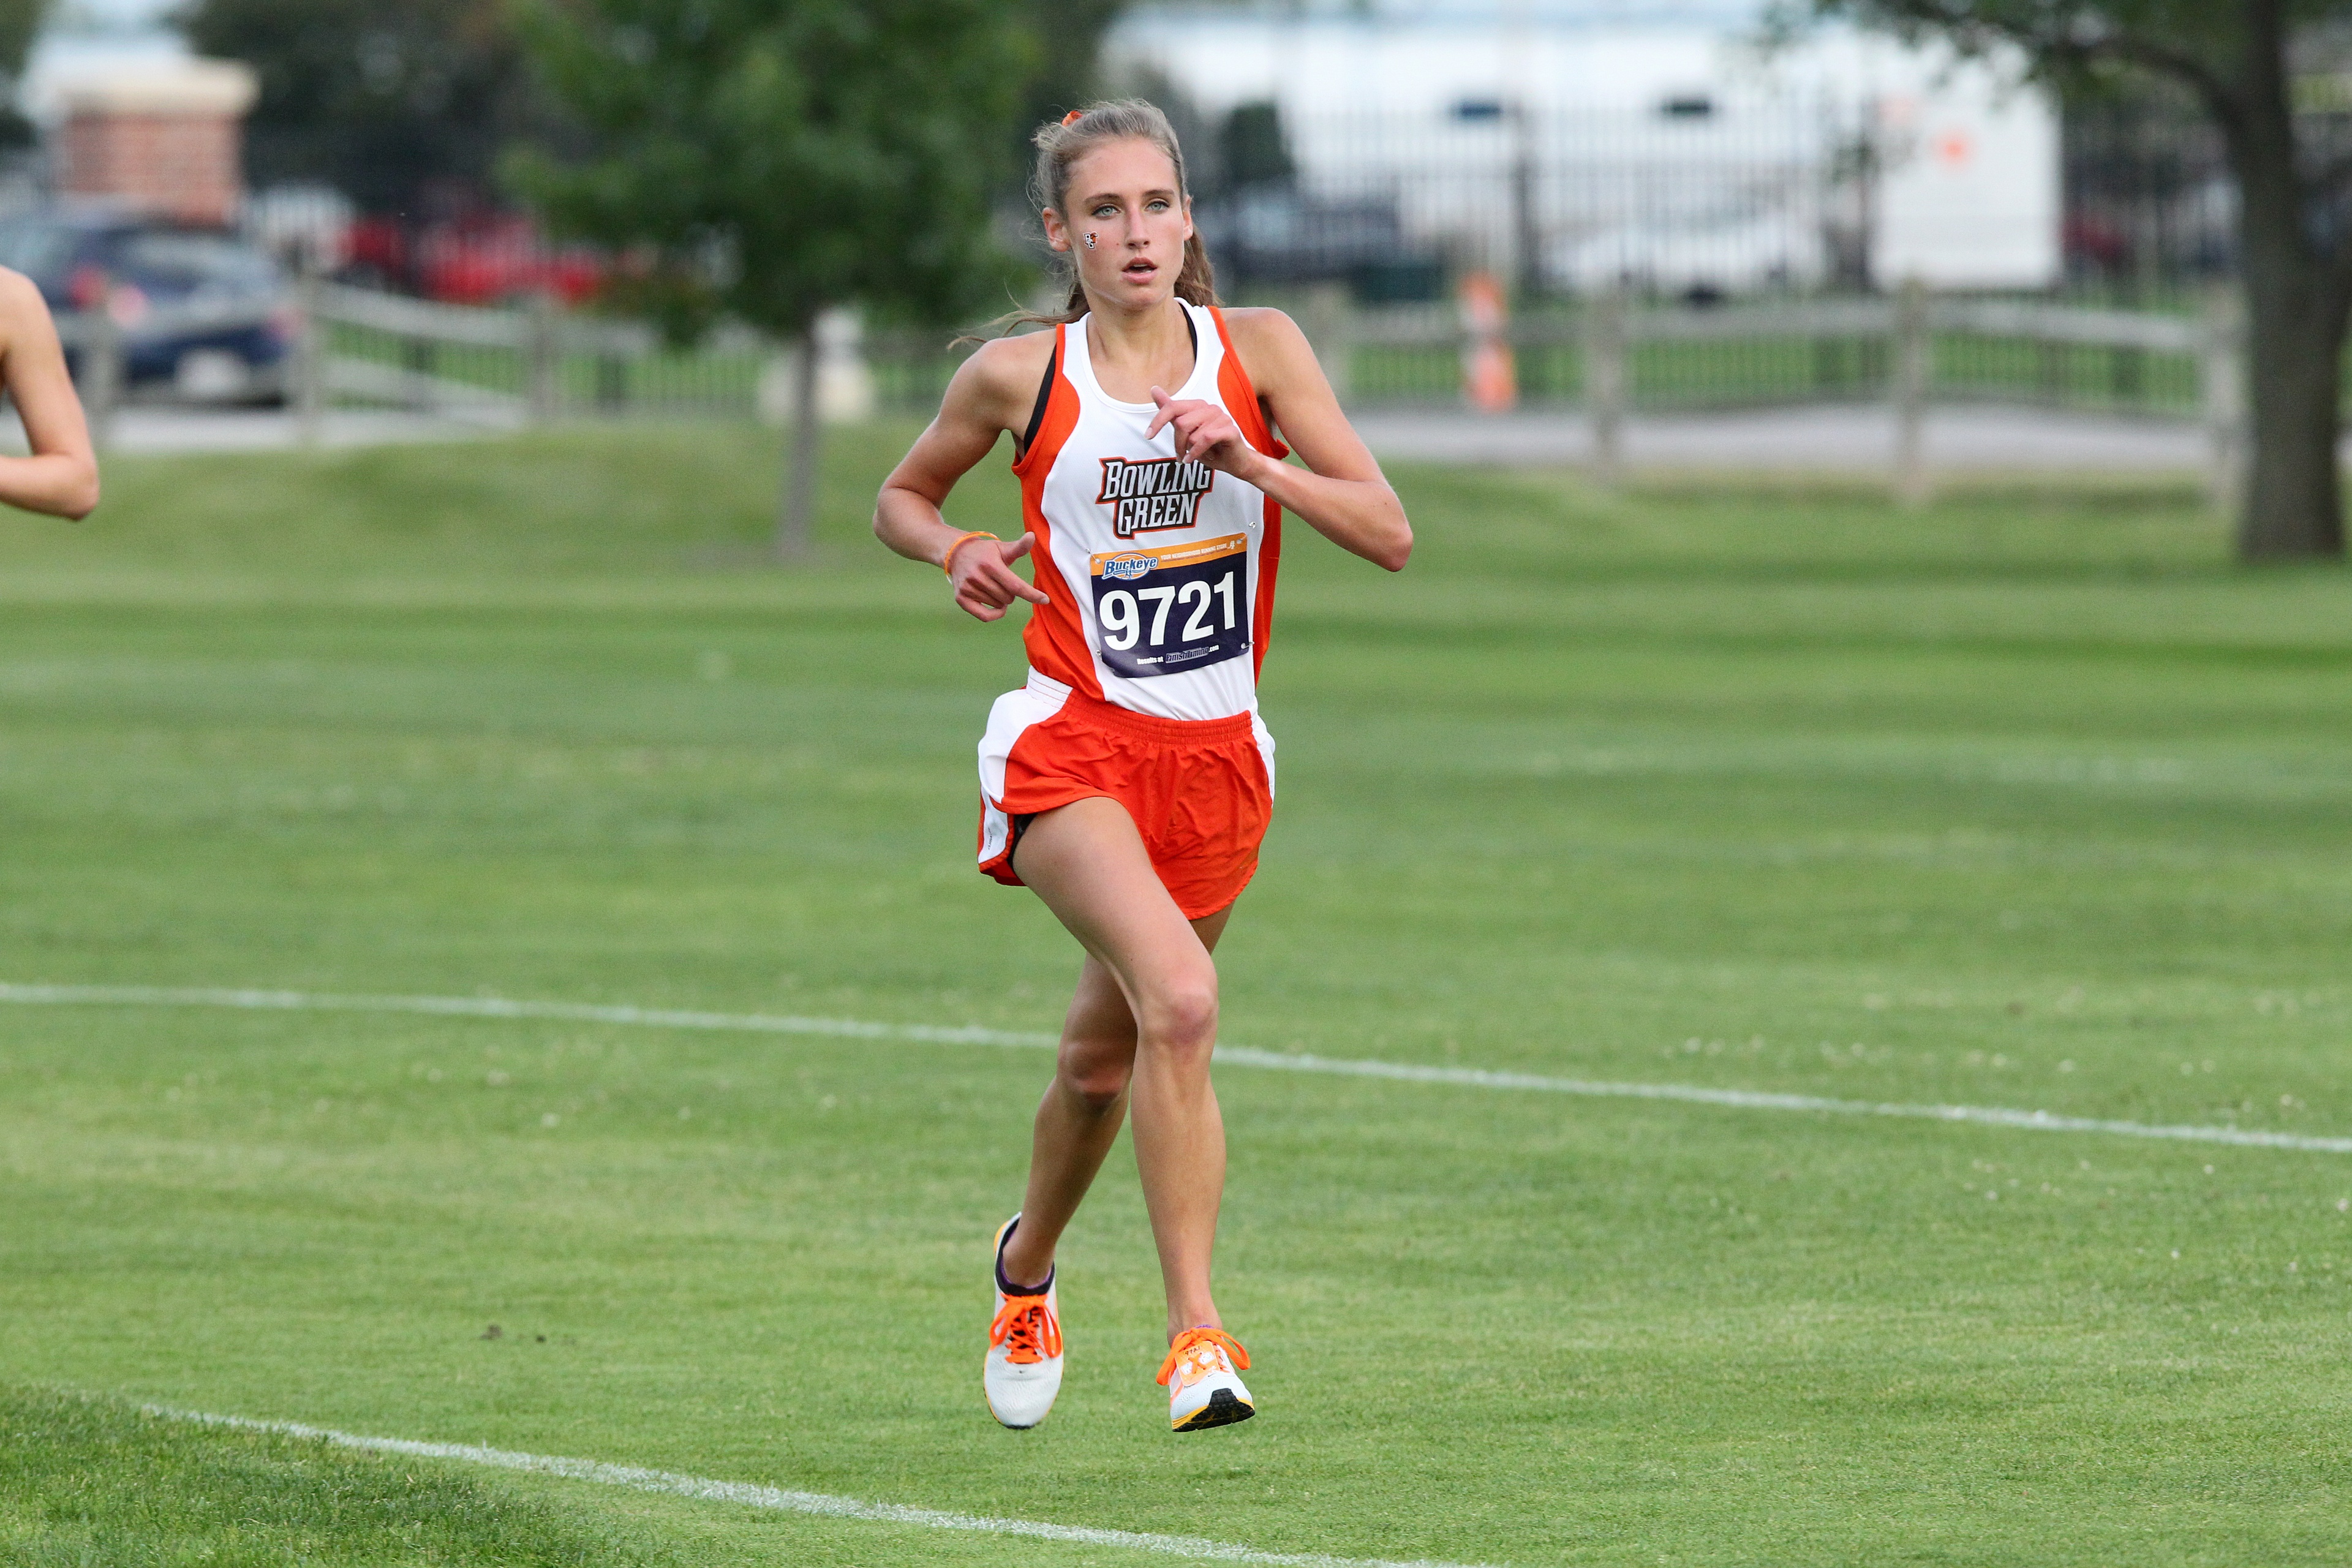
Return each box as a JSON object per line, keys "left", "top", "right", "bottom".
{"left": 145, "top": 1403, "right": 1482, "bottom": 1568}
{"left": 6, "top": 980, "right": 2346, "bottom": 1156}
{"left": 0, "top": 982, "right": 1055, "bottom": 1049}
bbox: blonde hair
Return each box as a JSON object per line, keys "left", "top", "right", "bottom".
{"left": 1017, "top": 99, "right": 1219, "bottom": 328}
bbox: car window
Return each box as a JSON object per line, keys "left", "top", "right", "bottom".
{"left": 121, "top": 232, "right": 280, "bottom": 297}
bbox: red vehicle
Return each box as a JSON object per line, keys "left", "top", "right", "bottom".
{"left": 345, "top": 213, "right": 603, "bottom": 306}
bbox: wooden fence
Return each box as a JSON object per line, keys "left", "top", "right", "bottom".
{"left": 53, "top": 277, "right": 2245, "bottom": 499}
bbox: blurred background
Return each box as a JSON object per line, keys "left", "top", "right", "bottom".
{"left": 0, "top": 0, "right": 2268, "bottom": 521}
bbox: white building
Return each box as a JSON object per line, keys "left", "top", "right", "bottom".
{"left": 1110, "top": 0, "right": 2058, "bottom": 293}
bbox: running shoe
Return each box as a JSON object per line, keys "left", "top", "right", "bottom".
{"left": 984, "top": 1215, "right": 1063, "bottom": 1429}
{"left": 1158, "top": 1325, "right": 1254, "bottom": 1431}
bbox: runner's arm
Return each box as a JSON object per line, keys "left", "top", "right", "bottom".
{"left": 1148, "top": 309, "right": 1409, "bottom": 572}
{"left": 876, "top": 334, "right": 1054, "bottom": 622}
{"left": 0, "top": 269, "right": 99, "bottom": 519}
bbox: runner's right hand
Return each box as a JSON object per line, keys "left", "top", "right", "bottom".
{"left": 951, "top": 532, "right": 1052, "bottom": 622}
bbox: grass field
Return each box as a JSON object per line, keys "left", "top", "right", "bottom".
{"left": 4, "top": 423, "right": 2351, "bottom": 1564}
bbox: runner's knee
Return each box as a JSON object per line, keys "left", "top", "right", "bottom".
{"left": 1057, "top": 1031, "right": 1134, "bottom": 1110}
{"left": 1057, "top": 1051, "right": 1133, "bottom": 1110}
{"left": 1136, "top": 977, "right": 1218, "bottom": 1062}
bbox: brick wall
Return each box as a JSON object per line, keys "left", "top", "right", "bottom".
{"left": 57, "top": 110, "right": 245, "bottom": 227}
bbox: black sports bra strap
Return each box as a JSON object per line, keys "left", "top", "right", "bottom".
{"left": 1016, "top": 343, "right": 1057, "bottom": 461}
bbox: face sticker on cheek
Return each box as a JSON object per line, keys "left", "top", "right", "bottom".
{"left": 1084, "top": 233, "right": 1097, "bottom": 249}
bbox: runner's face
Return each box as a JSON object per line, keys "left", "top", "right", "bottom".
{"left": 1050, "top": 139, "right": 1192, "bottom": 311}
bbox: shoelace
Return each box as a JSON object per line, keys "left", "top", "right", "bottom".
{"left": 1156, "top": 1325, "right": 1250, "bottom": 1388}
{"left": 989, "top": 1292, "right": 1063, "bottom": 1365}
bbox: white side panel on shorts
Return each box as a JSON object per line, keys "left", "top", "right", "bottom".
{"left": 1250, "top": 711, "right": 1277, "bottom": 799}
{"left": 976, "top": 672, "right": 1074, "bottom": 865}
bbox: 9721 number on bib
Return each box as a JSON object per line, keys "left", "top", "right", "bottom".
{"left": 1087, "top": 534, "right": 1248, "bottom": 680}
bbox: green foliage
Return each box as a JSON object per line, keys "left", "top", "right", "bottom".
{"left": 505, "top": 0, "right": 1037, "bottom": 337}
{"left": 1796, "top": 2, "right": 2342, "bottom": 107}
{"left": 0, "top": 0, "right": 42, "bottom": 148}
{"left": 0, "top": 0, "right": 42, "bottom": 85}
{"left": 1805, "top": 2, "right": 2230, "bottom": 48}
{"left": 182, "top": 0, "right": 539, "bottom": 214}
{"left": 1014, "top": 0, "right": 1126, "bottom": 133}
{"left": 1218, "top": 100, "right": 1294, "bottom": 190}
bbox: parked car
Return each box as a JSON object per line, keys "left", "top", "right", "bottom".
{"left": 345, "top": 212, "right": 603, "bottom": 306}
{"left": 1194, "top": 189, "right": 1446, "bottom": 303}
{"left": 0, "top": 208, "right": 295, "bottom": 402}
{"left": 1548, "top": 202, "right": 1828, "bottom": 300}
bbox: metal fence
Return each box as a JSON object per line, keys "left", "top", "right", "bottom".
{"left": 1197, "top": 103, "right": 1862, "bottom": 304}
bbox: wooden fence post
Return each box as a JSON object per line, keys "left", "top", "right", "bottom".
{"left": 527, "top": 292, "right": 560, "bottom": 424}
{"left": 2200, "top": 281, "right": 2245, "bottom": 519}
{"left": 293, "top": 251, "right": 324, "bottom": 448}
{"left": 1892, "top": 275, "right": 1930, "bottom": 507}
{"left": 81, "top": 285, "right": 122, "bottom": 454}
{"left": 1584, "top": 284, "right": 1626, "bottom": 484}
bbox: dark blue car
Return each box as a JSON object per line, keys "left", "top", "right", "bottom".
{"left": 0, "top": 208, "right": 293, "bottom": 402}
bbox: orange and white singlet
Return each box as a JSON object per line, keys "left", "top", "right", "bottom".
{"left": 975, "top": 301, "right": 1288, "bottom": 916}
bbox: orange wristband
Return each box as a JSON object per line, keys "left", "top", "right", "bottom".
{"left": 942, "top": 530, "right": 998, "bottom": 577}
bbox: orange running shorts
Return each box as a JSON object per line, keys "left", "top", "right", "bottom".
{"left": 976, "top": 675, "right": 1275, "bottom": 920}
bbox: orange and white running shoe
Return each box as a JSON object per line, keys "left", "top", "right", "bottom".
{"left": 1158, "top": 1325, "right": 1254, "bottom": 1431}
{"left": 984, "top": 1215, "right": 1064, "bottom": 1429}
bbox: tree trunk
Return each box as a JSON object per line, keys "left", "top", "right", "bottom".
{"left": 2222, "top": 0, "right": 2347, "bottom": 559}
{"left": 2237, "top": 273, "right": 2348, "bottom": 558}
{"left": 775, "top": 326, "right": 821, "bottom": 560}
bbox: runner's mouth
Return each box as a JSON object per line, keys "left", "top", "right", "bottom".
{"left": 1122, "top": 259, "right": 1157, "bottom": 278}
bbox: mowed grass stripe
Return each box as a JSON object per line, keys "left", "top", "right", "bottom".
{"left": 140, "top": 1403, "right": 1491, "bottom": 1568}
{"left": 9, "top": 980, "right": 2346, "bottom": 1154}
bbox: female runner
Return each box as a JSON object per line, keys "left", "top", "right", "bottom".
{"left": 874, "top": 100, "right": 1409, "bottom": 1434}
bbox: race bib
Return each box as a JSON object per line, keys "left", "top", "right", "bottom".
{"left": 1087, "top": 535, "right": 1249, "bottom": 680}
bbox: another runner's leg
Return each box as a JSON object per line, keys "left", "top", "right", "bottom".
{"left": 1000, "top": 909, "right": 1234, "bottom": 1292}
{"left": 1012, "top": 796, "right": 1228, "bottom": 1338}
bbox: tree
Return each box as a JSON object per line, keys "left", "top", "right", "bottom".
{"left": 0, "top": 0, "right": 43, "bottom": 146}
{"left": 1014, "top": 0, "right": 1125, "bottom": 130}
{"left": 1807, "top": 1, "right": 2348, "bottom": 559}
{"left": 507, "top": 0, "right": 1035, "bottom": 558}
{"left": 1219, "top": 100, "right": 1295, "bottom": 191}
{"left": 182, "top": 0, "right": 538, "bottom": 216}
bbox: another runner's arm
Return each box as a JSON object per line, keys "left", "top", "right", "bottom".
{"left": 1151, "top": 309, "right": 1409, "bottom": 572}
{"left": 875, "top": 333, "right": 1055, "bottom": 623}
{"left": 0, "top": 269, "right": 98, "bottom": 519}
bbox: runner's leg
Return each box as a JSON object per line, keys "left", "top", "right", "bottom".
{"left": 998, "top": 907, "right": 1231, "bottom": 1289}
{"left": 1003, "top": 796, "right": 1231, "bottom": 1336}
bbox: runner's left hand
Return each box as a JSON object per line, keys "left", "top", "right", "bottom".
{"left": 1147, "top": 387, "right": 1257, "bottom": 479}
